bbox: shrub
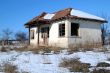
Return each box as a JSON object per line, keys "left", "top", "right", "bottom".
{"left": 21, "top": 71, "right": 29, "bottom": 73}
{"left": 50, "top": 47, "right": 61, "bottom": 54}
{"left": 99, "top": 47, "right": 108, "bottom": 52}
{"left": 59, "top": 58, "right": 90, "bottom": 72}
{"left": 91, "top": 69, "right": 110, "bottom": 73}
{"left": 68, "top": 46, "right": 79, "bottom": 53}
{"left": 3, "top": 63, "right": 18, "bottom": 73}
{"left": 41, "top": 47, "right": 52, "bottom": 53}
{"left": 107, "top": 58, "right": 110, "bottom": 61}
{"left": 0, "top": 47, "right": 8, "bottom": 52}
{"left": 97, "top": 62, "right": 110, "bottom": 67}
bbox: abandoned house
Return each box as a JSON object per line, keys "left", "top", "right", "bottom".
{"left": 25, "top": 8, "right": 107, "bottom": 48}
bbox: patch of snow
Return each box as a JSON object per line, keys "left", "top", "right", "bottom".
{"left": 44, "top": 13, "right": 55, "bottom": 19}
{"left": 71, "top": 9, "right": 105, "bottom": 21}
{"left": 0, "top": 51, "right": 110, "bottom": 73}
{"left": 74, "top": 51, "right": 108, "bottom": 66}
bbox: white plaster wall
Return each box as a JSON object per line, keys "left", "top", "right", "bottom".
{"left": 49, "top": 20, "right": 69, "bottom": 48}
{"left": 30, "top": 25, "right": 50, "bottom": 46}
{"left": 68, "top": 19, "right": 103, "bottom": 46}
{"left": 30, "top": 27, "right": 38, "bottom": 46}
{"left": 30, "top": 19, "right": 103, "bottom": 48}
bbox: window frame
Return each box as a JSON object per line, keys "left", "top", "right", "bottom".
{"left": 71, "top": 23, "right": 79, "bottom": 37}
{"left": 41, "top": 26, "right": 50, "bottom": 38}
{"left": 59, "top": 23, "right": 65, "bottom": 37}
{"left": 30, "top": 30, "right": 34, "bottom": 39}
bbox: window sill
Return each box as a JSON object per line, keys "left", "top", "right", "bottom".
{"left": 58, "top": 36, "right": 65, "bottom": 38}
{"left": 58, "top": 36, "right": 81, "bottom": 38}
{"left": 70, "top": 36, "right": 81, "bottom": 38}
{"left": 30, "top": 38, "right": 34, "bottom": 40}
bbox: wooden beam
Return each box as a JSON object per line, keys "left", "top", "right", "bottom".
{"left": 37, "top": 26, "right": 40, "bottom": 46}
{"left": 29, "top": 25, "right": 30, "bottom": 45}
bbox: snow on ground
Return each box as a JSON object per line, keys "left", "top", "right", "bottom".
{"left": 0, "top": 50, "right": 110, "bottom": 73}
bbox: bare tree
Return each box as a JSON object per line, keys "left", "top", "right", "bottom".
{"left": 2, "top": 28, "right": 13, "bottom": 40}
{"left": 99, "top": 12, "right": 110, "bottom": 45}
{"left": 15, "top": 31, "right": 27, "bottom": 43}
{"left": 0, "top": 33, "right": 2, "bottom": 40}
{"left": 0, "top": 33, "right": 2, "bottom": 45}
{"left": 1, "top": 28, "right": 13, "bottom": 45}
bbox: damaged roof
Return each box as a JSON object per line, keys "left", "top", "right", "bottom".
{"left": 25, "top": 8, "right": 107, "bottom": 27}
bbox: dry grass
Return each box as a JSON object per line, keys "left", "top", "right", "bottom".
{"left": 15, "top": 46, "right": 30, "bottom": 51}
{"left": 50, "top": 46, "right": 61, "bottom": 54}
{"left": 3, "top": 63, "right": 18, "bottom": 73}
{"left": 98, "top": 47, "right": 108, "bottom": 52}
{"left": 68, "top": 41, "right": 103, "bottom": 53}
{"left": 91, "top": 69, "right": 110, "bottom": 73}
{"left": 20, "top": 71, "right": 29, "bottom": 73}
{"left": 15, "top": 41, "right": 104, "bottom": 54}
{"left": 68, "top": 44, "right": 80, "bottom": 52}
{"left": 2, "top": 63, "right": 30, "bottom": 73}
{"left": 107, "top": 58, "right": 110, "bottom": 61}
{"left": 15, "top": 45, "right": 62, "bottom": 54}
{"left": 59, "top": 58, "right": 90, "bottom": 72}
{"left": 0, "top": 47, "right": 8, "bottom": 52}
{"left": 96, "top": 62, "right": 110, "bottom": 67}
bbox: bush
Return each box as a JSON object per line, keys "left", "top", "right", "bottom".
{"left": 1, "top": 62, "right": 30, "bottom": 73}
{"left": 0, "top": 47, "right": 8, "bottom": 52}
{"left": 91, "top": 69, "right": 110, "bottom": 73}
{"left": 97, "top": 62, "right": 110, "bottom": 67}
{"left": 68, "top": 46, "right": 79, "bottom": 53}
{"left": 3, "top": 63, "right": 18, "bottom": 73}
{"left": 41, "top": 47, "right": 52, "bottom": 53}
{"left": 59, "top": 58, "right": 90, "bottom": 72}
{"left": 51, "top": 47, "right": 61, "bottom": 54}
{"left": 21, "top": 71, "right": 29, "bottom": 73}
{"left": 107, "top": 58, "right": 110, "bottom": 61}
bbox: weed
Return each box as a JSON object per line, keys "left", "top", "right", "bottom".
{"left": 59, "top": 58, "right": 90, "bottom": 72}
{"left": 91, "top": 69, "right": 110, "bottom": 73}
{"left": 3, "top": 63, "right": 18, "bottom": 73}
{"left": 97, "top": 62, "right": 110, "bottom": 67}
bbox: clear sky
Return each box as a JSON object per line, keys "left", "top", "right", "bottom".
{"left": 0, "top": 0, "right": 110, "bottom": 35}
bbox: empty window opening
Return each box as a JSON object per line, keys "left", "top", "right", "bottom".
{"left": 30, "top": 30, "right": 34, "bottom": 39}
{"left": 59, "top": 23, "right": 65, "bottom": 37}
{"left": 41, "top": 27, "right": 49, "bottom": 38}
{"left": 71, "top": 23, "right": 79, "bottom": 36}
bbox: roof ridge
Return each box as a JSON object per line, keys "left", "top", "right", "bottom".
{"left": 52, "top": 8, "right": 73, "bottom": 14}
{"left": 25, "top": 8, "right": 107, "bottom": 27}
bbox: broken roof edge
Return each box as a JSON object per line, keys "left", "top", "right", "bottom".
{"left": 25, "top": 16, "right": 107, "bottom": 28}
{"left": 24, "top": 8, "right": 107, "bottom": 28}
{"left": 70, "top": 9, "right": 106, "bottom": 21}
{"left": 51, "top": 16, "right": 107, "bottom": 23}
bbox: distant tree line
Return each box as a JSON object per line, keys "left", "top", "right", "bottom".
{"left": 0, "top": 28, "right": 28, "bottom": 45}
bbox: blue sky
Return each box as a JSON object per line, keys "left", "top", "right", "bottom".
{"left": 0, "top": 0, "right": 110, "bottom": 36}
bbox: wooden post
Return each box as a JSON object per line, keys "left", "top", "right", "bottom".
{"left": 37, "top": 26, "right": 40, "bottom": 46}
{"left": 29, "top": 25, "right": 30, "bottom": 45}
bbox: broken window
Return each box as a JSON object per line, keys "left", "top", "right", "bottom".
{"left": 30, "top": 30, "right": 34, "bottom": 39}
{"left": 59, "top": 23, "right": 65, "bottom": 37}
{"left": 71, "top": 23, "right": 79, "bottom": 36}
{"left": 41, "top": 27, "right": 49, "bottom": 38}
